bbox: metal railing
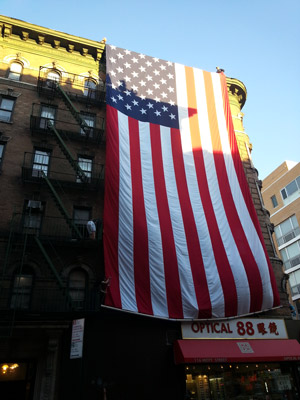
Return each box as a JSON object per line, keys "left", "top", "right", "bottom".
{"left": 22, "top": 152, "right": 104, "bottom": 190}
{"left": 284, "top": 255, "right": 300, "bottom": 271}
{"left": 37, "top": 67, "right": 106, "bottom": 106}
{"left": 30, "top": 105, "right": 105, "bottom": 144}
{"left": 7, "top": 213, "right": 102, "bottom": 242}
{"left": 0, "top": 284, "right": 102, "bottom": 313}
{"left": 276, "top": 227, "right": 300, "bottom": 247}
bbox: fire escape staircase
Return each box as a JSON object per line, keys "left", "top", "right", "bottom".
{"left": 33, "top": 236, "right": 74, "bottom": 308}
{"left": 55, "top": 83, "right": 92, "bottom": 136}
{"left": 40, "top": 171, "right": 83, "bottom": 239}
{"left": 47, "top": 121, "right": 89, "bottom": 184}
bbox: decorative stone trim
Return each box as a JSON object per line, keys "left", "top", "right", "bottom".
{"left": 38, "top": 35, "right": 45, "bottom": 45}
{"left": 3, "top": 23, "right": 12, "bottom": 37}
{"left": 53, "top": 40, "right": 60, "bottom": 49}
{"left": 21, "top": 31, "right": 29, "bottom": 41}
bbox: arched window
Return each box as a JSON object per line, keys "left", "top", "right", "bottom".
{"left": 46, "top": 70, "right": 60, "bottom": 88}
{"left": 8, "top": 62, "right": 23, "bottom": 81}
{"left": 11, "top": 266, "right": 34, "bottom": 309}
{"left": 83, "top": 79, "right": 96, "bottom": 99}
{"left": 68, "top": 269, "right": 87, "bottom": 309}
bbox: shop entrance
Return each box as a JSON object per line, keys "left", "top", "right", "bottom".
{"left": 185, "top": 362, "right": 298, "bottom": 399}
{"left": 0, "top": 362, "right": 35, "bottom": 400}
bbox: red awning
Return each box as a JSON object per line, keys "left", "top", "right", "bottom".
{"left": 174, "top": 339, "right": 300, "bottom": 364}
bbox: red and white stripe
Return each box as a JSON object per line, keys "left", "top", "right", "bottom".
{"left": 104, "top": 66, "right": 280, "bottom": 319}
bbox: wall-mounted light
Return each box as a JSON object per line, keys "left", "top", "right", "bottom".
{"left": 1, "top": 363, "right": 19, "bottom": 374}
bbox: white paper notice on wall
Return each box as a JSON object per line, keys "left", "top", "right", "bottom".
{"left": 70, "top": 318, "right": 85, "bottom": 359}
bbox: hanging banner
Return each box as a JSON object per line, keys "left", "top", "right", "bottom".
{"left": 70, "top": 318, "right": 85, "bottom": 359}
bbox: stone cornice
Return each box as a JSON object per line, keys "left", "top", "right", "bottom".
{"left": 0, "top": 15, "right": 106, "bottom": 62}
{"left": 226, "top": 77, "right": 247, "bottom": 109}
{"left": 1, "top": 37, "right": 101, "bottom": 69}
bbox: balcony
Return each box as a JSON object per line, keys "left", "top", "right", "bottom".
{"left": 30, "top": 104, "right": 105, "bottom": 144}
{"left": 8, "top": 213, "right": 102, "bottom": 242}
{"left": 277, "top": 227, "right": 300, "bottom": 247}
{"left": 0, "top": 284, "right": 102, "bottom": 314}
{"left": 37, "top": 66, "right": 106, "bottom": 106}
{"left": 22, "top": 152, "right": 104, "bottom": 190}
{"left": 284, "top": 254, "right": 300, "bottom": 271}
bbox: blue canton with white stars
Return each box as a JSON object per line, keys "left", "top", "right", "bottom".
{"left": 106, "top": 45, "right": 179, "bottom": 130}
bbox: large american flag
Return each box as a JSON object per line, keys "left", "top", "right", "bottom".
{"left": 103, "top": 44, "right": 280, "bottom": 319}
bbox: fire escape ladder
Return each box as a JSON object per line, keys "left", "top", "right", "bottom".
{"left": 34, "top": 236, "right": 73, "bottom": 308}
{"left": 47, "top": 121, "right": 88, "bottom": 183}
{"left": 40, "top": 171, "right": 83, "bottom": 239}
{"left": 55, "top": 83, "right": 91, "bottom": 135}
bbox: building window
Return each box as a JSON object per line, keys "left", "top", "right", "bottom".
{"left": 80, "top": 112, "right": 95, "bottom": 137}
{"left": 11, "top": 267, "right": 34, "bottom": 309}
{"left": 271, "top": 194, "right": 278, "bottom": 208}
{"left": 281, "top": 176, "right": 300, "bottom": 200}
{"left": 289, "top": 269, "right": 300, "bottom": 297}
{"left": 32, "top": 149, "right": 51, "bottom": 177}
{"left": 280, "top": 240, "right": 300, "bottom": 271}
{"left": 8, "top": 62, "right": 23, "bottom": 81}
{"left": 83, "top": 79, "right": 96, "bottom": 98}
{"left": 77, "top": 156, "right": 92, "bottom": 183}
{"left": 0, "top": 143, "right": 5, "bottom": 169}
{"left": 46, "top": 70, "right": 60, "bottom": 88}
{"left": 40, "top": 105, "right": 56, "bottom": 129}
{"left": 0, "top": 97, "right": 15, "bottom": 122}
{"left": 73, "top": 207, "right": 91, "bottom": 238}
{"left": 274, "top": 215, "right": 300, "bottom": 247}
{"left": 23, "top": 200, "right": 44, "bottom": 231}
{"left": 68, "top": 269, "right": 87, "bottom": 309}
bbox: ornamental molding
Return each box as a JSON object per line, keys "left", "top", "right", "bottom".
{"left": 1, "top": 38, "right": 100, "bottom": 68}
{"left": 3, "top": 54, "right": 30, "bottom": 68}
{"left": 4, "top": 40, "right": 99, "bottom": 70}
{"left": 0, "top": 17, "right": 106, "bottom": 62}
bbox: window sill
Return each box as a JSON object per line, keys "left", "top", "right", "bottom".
{"left": 0, "top": 120, "right": 13, "bottom": 125}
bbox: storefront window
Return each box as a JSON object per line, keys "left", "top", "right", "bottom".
{"left": 185, "top": 363, "right": 297, "bottom": 399}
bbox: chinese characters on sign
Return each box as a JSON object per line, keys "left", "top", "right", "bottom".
{"left": 181, "top": 318, "right": 287, "bottom": 340}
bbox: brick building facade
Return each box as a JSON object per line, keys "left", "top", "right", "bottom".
{"left": 0, "top": 14, "right": 298, "bottom": 400}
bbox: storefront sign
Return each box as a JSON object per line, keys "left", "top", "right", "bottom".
{"left": 181, "top": 318, "right": 288, "bottom": 339}
{"left": 70, "top": 318, "right": 85, "bottom": 359}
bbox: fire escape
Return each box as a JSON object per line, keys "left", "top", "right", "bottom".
{"left": 2, "top": 68, "right": 105, "bottom": 319}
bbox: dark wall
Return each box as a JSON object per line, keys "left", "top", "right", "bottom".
{"left": 60, "top": 309, "right": 184, "bottom": 400}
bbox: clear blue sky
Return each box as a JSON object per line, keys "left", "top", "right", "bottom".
{"left": 1, "top": 0, "right": 299, "bottom": 179}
